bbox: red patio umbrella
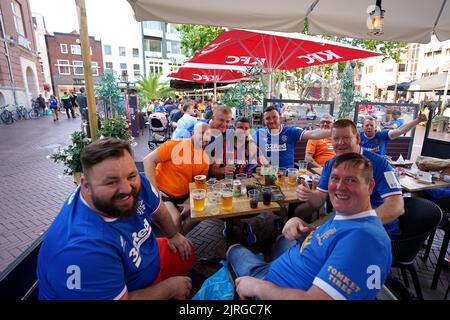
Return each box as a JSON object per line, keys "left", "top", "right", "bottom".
{"left": 168, "top": 63, "right": 252, "bottom": 99}
{"left": 188, "top": 29, "right": 382, "bottom": 96}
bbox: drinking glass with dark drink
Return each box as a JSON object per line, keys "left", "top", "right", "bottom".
{"left": 248, "top": 189, "right": 260, "bottom": 209}
{"left": 262, "top": 187, "right": 272, "bottom": 205}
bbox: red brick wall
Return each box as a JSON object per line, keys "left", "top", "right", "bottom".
{"left": 0, "top": 0, "right": 43, "bottom": 91}
{"left": 46, "top": 32, "right": 103, "bottom": 91}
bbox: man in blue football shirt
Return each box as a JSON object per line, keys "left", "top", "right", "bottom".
{"left": 382, "top": 110, "right": 405, "bottom": 129}
{"left": 227, "top": 152, "right": 392, "bottom": 300}
{"left": 37, "top": 138, "right": 195, "bottom": 300}
{"left": 360, "top": 112, "right": 427, "bottom": 155}
{"left": 296, "top": 119, "right": 404, "bottom": 237}
{"left": 253, "top": 106, "right": 331, "bottom": 168}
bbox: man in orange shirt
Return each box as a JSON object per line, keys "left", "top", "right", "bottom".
{"left": 144, "top": 122, "right": 211, "bottom": 234}
{"left": 305, "top": 114, "right": 335, "bottom": 167}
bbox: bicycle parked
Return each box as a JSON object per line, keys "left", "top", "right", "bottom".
{"left": 0, "top": 105, "right": 14, "bottom": 125}
{"left": 28, "top": 101, "right": 41, "bottom": 119}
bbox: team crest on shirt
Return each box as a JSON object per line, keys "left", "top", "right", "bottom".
{"left": 281, "top": 135, "right": 288, "bottom": 143}
{"left": 136, "top": 200, "right": 145, "bottom": 215}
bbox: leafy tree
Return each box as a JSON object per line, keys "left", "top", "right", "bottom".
{"left": 176, "top": 25, "right": 223, "bottom": 57}
{"left": 337, "top": 61, "right": 356, "bottom": 119}
{"left": 95, "top": 70, "right": 121, "bottom": 117}
{"left": 136, "top": 74, "right": 174, "bottom": 105}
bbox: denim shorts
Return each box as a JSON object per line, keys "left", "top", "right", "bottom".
{"left": 227, "top": 237, "right": 297, "bottom": 280}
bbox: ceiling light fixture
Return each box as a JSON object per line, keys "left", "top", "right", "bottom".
{"left": 367, "top": 0, "right": 385, "bottom": 35}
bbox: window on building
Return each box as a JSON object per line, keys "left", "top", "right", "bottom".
{"left": 91, "top": 62, "right": 99, "bottom": 76}
{"left": 73, "top": 60, "right": 84, "bottom": 75}
{"left": 105, "top": 62, "right": 113, "bottom": 70}
{"left": 425, "top": 52, "right": 432, "bottom": 58}
{"left": 167, "top": 40, "right": 181, "bottom": 54}
{"left": 446, "top": 48, "right": 450, "bottom": 55}
{"left": 144, "top": 39, "right": 162, "bottom": 53}
{"left": 398, "top": 63, "right": 406, "bottom": 72}
{"left": 119, "top": 46, "right": 126, "bottom": 56}
{"left": 167, "top": 23, "right": 180, "bottom": 34}
{"left": 60, "top": 44, "right": 68, "bottom": 54}
{"left": 104, "top": 44, "right": 112, "bottom": 55}
{"left": 120, "top": 63, "right": 127, "bottom": 70}
{"left": 11, "top": 1, "right": 25, "bottom": 36}
{"left": 142, "top": 21, "right": 162, "bottom": 30}
{"left": 169, "top": 62, "right": 181, "bottom": 73}
{"left": 434, "top": 50, "right": 442, "bottom": 57}
{"left": 133, "top": 48, "right": 139, "bottom": 58}
{"left": 149, "top": 62, "right": 163, "bottom": 75}
{"left": 133, "top": 64, "right": 140, "bottom": 77}
{"left": 71, "top": 44, "right": 81, "bottom": 55}
{"left": 367, "top": 66, "right": 374, "bottom": 73}
{"left": 57, "top": 60, "right": 70, "bottom": 75}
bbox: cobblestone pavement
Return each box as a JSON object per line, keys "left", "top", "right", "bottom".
{"left": 0, "top": 115, "right": 82, "bottom": 273}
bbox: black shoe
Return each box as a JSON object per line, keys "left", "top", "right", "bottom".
{"left": 53, "top": 119, "right": 56, "bottom": 122}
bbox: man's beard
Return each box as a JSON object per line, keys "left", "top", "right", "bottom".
{"left": 91, "top": 186, "right": 140, "bottom": 219}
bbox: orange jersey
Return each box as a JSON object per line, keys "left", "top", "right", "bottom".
{"left": 155, "top": 139, "right": 210, "bottom": 198}
{"left": 305, "top": 137, "right": 336, "bottom": 166}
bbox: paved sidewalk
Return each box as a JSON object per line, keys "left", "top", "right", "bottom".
{"left": 0, "top": 115, "right": 82, "bottom": 273}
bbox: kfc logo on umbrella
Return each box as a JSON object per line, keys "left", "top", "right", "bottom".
{"left": 225, "top": 56, "right": 266, "bottom": 66}
{"left": 297, "top": 50, "right": 343, "bottom": 64}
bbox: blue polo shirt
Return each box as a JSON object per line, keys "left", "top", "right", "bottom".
{"left": 385, "top": 118, "right": 405, "bottom": 129}
{"left": 37, "top": 174, "right": 161, "bottom": 300}
{"left": 359, "top": 129, "right": 391, "bottom": 156}
{"left": 268, "top": 210, "right": 392, "bottom": 300}
{"left": 317, "top": 149, "right": 403, "bottom": 237}
{"left": 254, "top": 125, "right": 304, "bottom": 168}
{"left": 172, "top": 114, "right": 197, "bottom": 138}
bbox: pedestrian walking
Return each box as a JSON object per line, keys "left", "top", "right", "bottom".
{"left": 61, "top": 92, "right": 75, "bottom": 119}
{"left": 36, "top": 94, "right": 46, "bottom": 116}
{"left": 70, "top": 90, "right": 80, "bottom": 116}
{"left": 49, "top": 94, "right": 59, "bottom": 122}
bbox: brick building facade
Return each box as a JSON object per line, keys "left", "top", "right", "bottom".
{"left": 45, "top": 31, "right": 103, "bottom": 97}
{"left": 0, "top": 0, "right": 44, "bottom": 107}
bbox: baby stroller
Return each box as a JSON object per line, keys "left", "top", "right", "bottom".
{"left": 148, "top": 112, "right": 169, "bottom": 150}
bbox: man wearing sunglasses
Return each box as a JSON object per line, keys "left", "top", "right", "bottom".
{"left": 305, "top": 114, "right": 336, "bottom": 167}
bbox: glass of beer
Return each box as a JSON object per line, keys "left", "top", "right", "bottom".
{"left": 311, "top": 174, "right": 320, "bottom": 191}
{"left": 297, "top": 161, "right": 308, "bottom": 175}
{"left": 206, "top": 178, "right": 217, "bottom": 192}
{"left": 248, "top": 189, "right": 260, "bottom": 209}
{"left": 194, "top": 175, "right": 207, "bottom": 190}
{"left": 287, "top": 168, "right": 298, "bottom": 186}
{"left": 277, "top": 168, "right": 286, "bottom": 185}
{"left": 221, "top": 188, "right": 233, "bottom": 211}
{"left": 192, "top": 189, "right": 206, "bottom": 212}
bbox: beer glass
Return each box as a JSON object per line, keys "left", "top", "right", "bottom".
{"left": 297, "top": 161, "right": 308, "bottom": 176}
{"left": 248, "top": 189, "right": 260, "bottom": 209}
{"left": 277, "top": 168, "right": 286, "bottom": 186}
{"left": 192, "top": 189, "right": 206, "bottom": 212}
{"left": 194, "top": 175, "right": 207, "bottom": 190}
{"left": 287, "top": 168, "right": 298, "bottom": 186}
{"left": 221, "top": 188, "right": 233, "bottom": 211}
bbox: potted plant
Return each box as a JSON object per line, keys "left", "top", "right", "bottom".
{"left": 49, "top": 131, "right": 92, "bottom": 185}
{"left": 431, "top": 115, "right": 449, "bottom": 132}
{"left": 98, "top": 115, "right": 132, "bottom": 142}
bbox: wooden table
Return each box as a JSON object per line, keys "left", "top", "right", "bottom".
{"left": 389, "top": 160, "right": 414, "bottom": 167}
{"left": 309, "top": 167, "right": 323, "bottom": 175}
{"left": 189, "top": 179, "right": 280, "bottom": 222}
{"left": 400, "top": 175, "right": 450, "bottom": 193}
{"left": 189, "top": 179, "right": 281, "bottom": 247}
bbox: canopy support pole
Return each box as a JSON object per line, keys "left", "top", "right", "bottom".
{"left": 75, "top": 0, "right": 98, "bottom": 140}
{"left": 214, "top": 81, "right": 217, "bottom": 101}
{"left": 441, "top": 70, "right": 450, "bottom": 115}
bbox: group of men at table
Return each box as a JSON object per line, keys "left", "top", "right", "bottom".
{"left": 36, "top": 102, "right": 428, "bottom": 300}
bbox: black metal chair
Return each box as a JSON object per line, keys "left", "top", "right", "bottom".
{"left": 391, "top": 197, "right": 442, "bottom": 300}
{"left": 422, "top": 199, "right": 450, "bottom": 290}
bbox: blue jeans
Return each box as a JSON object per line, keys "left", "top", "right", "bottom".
{"left": 227, "top": 236, "right": 297, "bottom": 280}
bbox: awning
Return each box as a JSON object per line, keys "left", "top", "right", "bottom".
{"left": 409, "top": 72, "right": 450, "bottom": 91}
{"left": 126, "top": 0, "right": 450, "bottom": 43}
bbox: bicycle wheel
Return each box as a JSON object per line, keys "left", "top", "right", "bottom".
{"left": 0, "top": 110, "right": 13, "bottom": 124}
{"left": 20, "top": 106, "right": 29, "bottom": 120}
{"left": 29, "top": 108, "right": 39, "bottom": 119}
{"left": 23, "top": 108, "right": 30, "bottom": 120}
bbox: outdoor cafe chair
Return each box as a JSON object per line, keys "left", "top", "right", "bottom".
{"left": 391, "top": 197, "right": 442, "bottom": 300}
